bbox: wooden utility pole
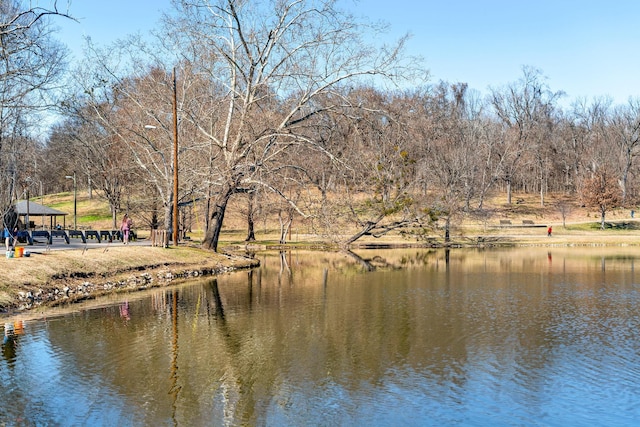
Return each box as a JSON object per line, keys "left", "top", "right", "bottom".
{"left": 172, "top": 67, "right": 179, "bottom": 246}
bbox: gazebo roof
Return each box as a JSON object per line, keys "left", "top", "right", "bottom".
{"left": 14, "top": 200, "right": 67, "bottom": 216}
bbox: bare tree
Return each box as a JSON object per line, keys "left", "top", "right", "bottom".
{"left": 304, "top": 87, "right": 433, "bottom": 246}
{"left": 418, "top": 82, "right": 488, "bottom": 241}
{"left": 490, "top": 66, "right": 562, "bottom": 205}
{"left": 71, "top": 50, "right": 195, "bottom": 234}
{"left": 609, "top": 98, "right": 640, "bottom": 205}
{"left": 555, "top": 198, "right": 573, "bottom": 228}
{"left": 558, "top": 97, "right": 612, "bottom": 196}
{"left": 46, "top": 113, "right": 138, "bottom": 228}
{"left": 0, "top": 0, "right": 71, "bottom": 210}
{"left": 581, "top": 167, "right": 621, "bottom": 229}
{"left": 166, "top": 0, "right": 423, "bottom": 251}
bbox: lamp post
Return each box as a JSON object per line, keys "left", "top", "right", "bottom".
{"left": 65, "top": 172, "right": 77, "bottom": 230}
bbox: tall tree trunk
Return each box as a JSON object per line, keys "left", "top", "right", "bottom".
{"left": 278, "top": 209, "right": 292, "bottom": 244}
{"left": 151, "top": 200, "right": 159, "bottom": 230}
{"left": 621, "top": 166, "right": 629, "bottom": 205}
{"left": 164, "top": 199, "right": 173, "bottom": 235}
{"left": 444, "top": 216, "right": 450, "bottom": 243}
{"left": 245, "top": 192, "right": 256, "bottom": 242}
{"left": 203, "top": 189, "right": 232, "bottom": 252}
{"left": 112, "top": 206, "right": 117, "bottom": 229}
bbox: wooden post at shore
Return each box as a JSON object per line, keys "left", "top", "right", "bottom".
{"left": 151, "top": 230, "right": 169, "bottom": 248}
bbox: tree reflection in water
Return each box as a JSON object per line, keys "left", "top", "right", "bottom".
{"left": 2, "top": 247, "right": 640, "bottom": 425}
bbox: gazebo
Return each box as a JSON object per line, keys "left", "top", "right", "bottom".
{"left": 14, "top": 200, "right": 68, "bottom": 230}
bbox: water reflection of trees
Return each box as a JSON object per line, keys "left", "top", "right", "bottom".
{"left": 23, "top": 247, "right": 640, "bottom": 424}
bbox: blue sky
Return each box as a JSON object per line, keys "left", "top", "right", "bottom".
{"left": 54, "top": 0, "right": 640, "bottom": 106}
{"left": 54, "top": 0, "right": 171, "bottom": 58}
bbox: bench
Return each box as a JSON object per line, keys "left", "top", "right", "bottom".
{"left": 522, "top": 220, "right": 535, "bottom": 225}
{"left": 84, "top": 230, "right": 101, "bottom": 243}
{"left": 51, "top": 230, "right": 70, "bottom": 244}
{"left": 68, "top": 230, "right": 86, "bottom": 243}
{"left": 499, "top": 220, "right": 512, "bottom": 226}
{"left": 99, "top": 230, "right": 112, "bottom": 242}
{"left": 31, "top": 230, "right": 51, "bottom": 244}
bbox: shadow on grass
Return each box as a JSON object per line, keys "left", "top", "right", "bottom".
{"left": 568, "top": 221, "right": 640, "bottom": 231}
{"left": 604, "top": 221, "right": 640, "bottom": 230}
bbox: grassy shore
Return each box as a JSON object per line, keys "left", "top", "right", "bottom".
{"left": 0, "top": 245, "right": 259, "bottom": 314}
{"left": 3, "top": 191, "right": 640, "bottom": 314}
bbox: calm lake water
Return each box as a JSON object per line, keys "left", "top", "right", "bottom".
{"left": 2, "top": 247, "right": 640, "bottom": 426}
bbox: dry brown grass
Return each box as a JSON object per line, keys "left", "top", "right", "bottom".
{"left": 42, "top": 190, "right": 635, "bottom": 238}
